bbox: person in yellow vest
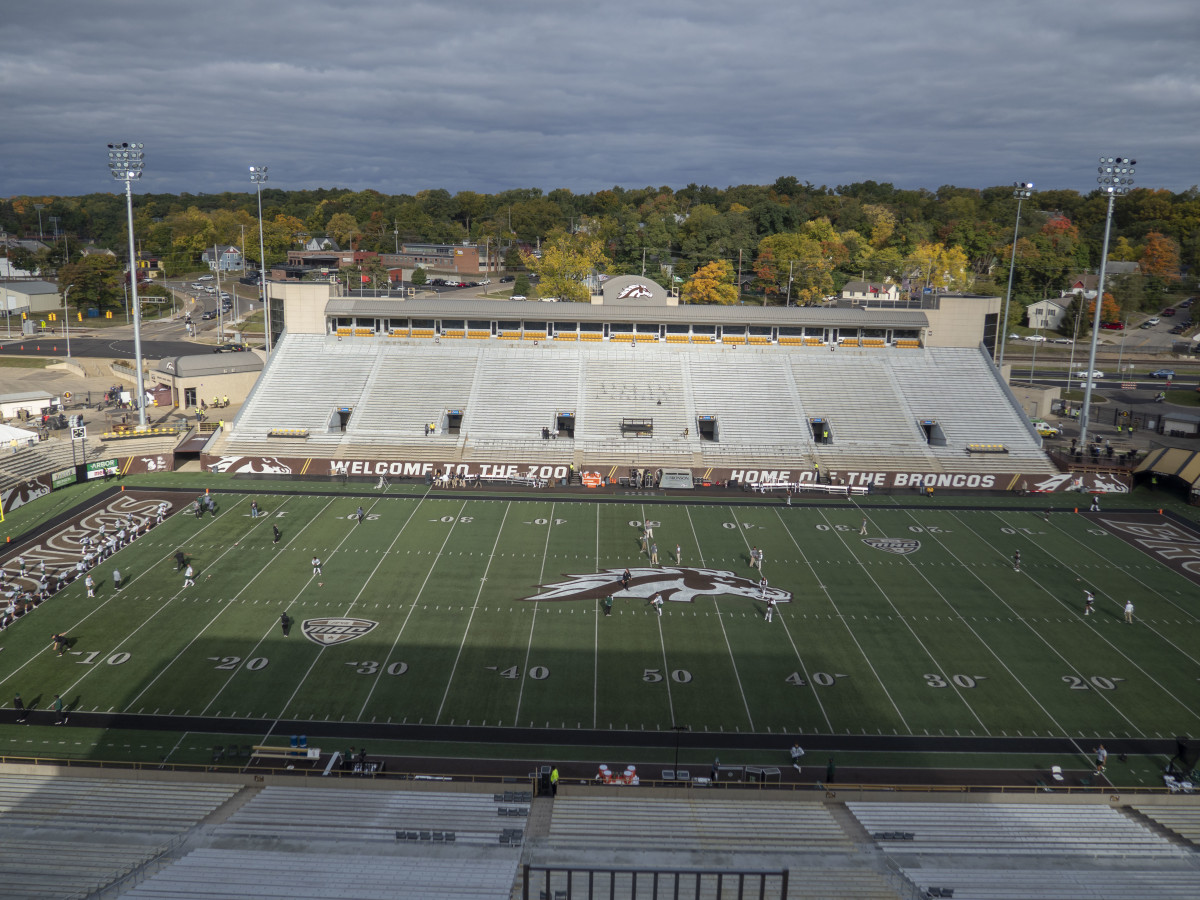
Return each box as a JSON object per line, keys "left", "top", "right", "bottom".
{"left": 550, "top": 766, "right": 559, "bottom": 796}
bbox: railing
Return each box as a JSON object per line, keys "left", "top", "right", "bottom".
{"left": 523, "top": 865, "right": 790, "bottom": 900}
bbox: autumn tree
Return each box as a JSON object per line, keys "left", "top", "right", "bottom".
{"left": 326, "top": 213, "right": 360, "bottom": 248}
{"left": 682, "top": 260, "right": 738, "bottom": 305}
{"left": 522, "top": 231, "right": 609, "bottom": 302}
{"left": 58, "top": 254, "right": 123, "bottom": 313}
{"left": 1139, "top": 231, "right": 1181, "bottom": 287}
{"left": 907, "top": 241, "right": 971, "bottom": 292}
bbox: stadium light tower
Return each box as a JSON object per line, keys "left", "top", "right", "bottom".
{"left": 997, "top": 181, "right": 1034, "bottom": 368}
{"left": 107, "top": 141, "right": 148, "bottom": 427}
{"left": 250, "top": 165, "right": 272, "bottom": 352}
{"left": 1078, "top": 156, "right": 1136, "bottom": 450}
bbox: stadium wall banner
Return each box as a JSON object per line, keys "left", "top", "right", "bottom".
{"left": 201, "top": 454, "right": 1130, "bottom": 493}
{"left": 86, "top": 459, "right": 120, "bottom": 481}
{"left": 51, "top": 466, "right": 78, "bottom": 489}
{"left": 1, "top": 475, "right": 52, "bottom": 516}
{"left": 122, "top": 453, "right": 175, "bottom": 475}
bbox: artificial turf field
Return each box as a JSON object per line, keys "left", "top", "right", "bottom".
{"left": 2, "top": 486, "right": 1200, "bottom": 755}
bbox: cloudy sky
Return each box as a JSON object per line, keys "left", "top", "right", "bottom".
{"left": 3, "top": 0, "right": 1197, "bottom": 199}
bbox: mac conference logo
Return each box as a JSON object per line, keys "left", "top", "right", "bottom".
{"left": 862, "top": 538, "right": 920, "bottom": 555}
{"left": 521, "top": 567, "right": 791, "bottom": 605}
{"left": 301, "top": 617, "right": 379, "bottom": 646}
{"left": 616, "top": 284, "right": 654, "bottom": 299}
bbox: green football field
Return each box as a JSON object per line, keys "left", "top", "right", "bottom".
{"left": 3, "top": 488, "right": 1200, "bottom": 745}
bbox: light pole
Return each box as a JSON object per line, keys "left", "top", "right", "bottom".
{"left": 34, "top": 204, "right": 44, "bottom": 240}
{"left": 62, "top": 284, "right": 74, "bottom": 357}
{"left": 997, "top": 183, "right": 1033, "bottom": 366}
{"left": 1079, "top": 156, "right": 1136, "bottom": 450}
{"left": 107, "top": 141, "right": 148, "bottom": 427}
{"left": 250, "top": 165, "right": 271, "bottom": 352}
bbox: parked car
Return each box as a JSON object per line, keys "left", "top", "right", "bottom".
{"left": 1146, "top": 316, "right": 1161, "bottom": 326}
{"left": 1149, "top": 369, "right": 1175, "bottom": 379}
{"left": 1075, "top": 370, "right": 1104, "bottom": 379}
{"left": 1100, "top": 322, "right": 1124, "bottom": 330}
{"left": 201, "top": 310, "right": 216, "bottom": 320}
{"left": 1025, "top": 334, "right": 1047, "bottom": 342}
{"left": 1170, "top": 324, "right": 1186, "bottom": 334}
{"left": 1031, "top": 420, "right": 1061, "bottom": 437}
{"left": 500, "top": 276, "right": 515, "bottom": 283}
{"left": 1180, "top": 298, "right": 1194, "bottom": 308}
{"left": 198, "top": 274, "right": 214, "bottom": 281}
{"left": 510, "top": 294, "right": 527, "bottom": 301}
{"left": 1162, "top": 308, "right": 1176, "bottom": 316}
{"left": 1051, "top": 338, "right": 1073, "bottom": 345}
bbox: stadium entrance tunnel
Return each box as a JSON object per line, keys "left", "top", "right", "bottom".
{"left": 331, "top": 406, "right": 353, "bottom": 432}
{"left": 698, "top": 415, "right": 718, "bottom": 441}
{"left": 447, "top": 409, "right": 463, "bottom": 435}
{"left": 556, "top": 411, "right": 575, "bottom": 438}
{"left": 809, "top": 417, "right": 832, "bottom": 444}
{"left": 919, "top": 418, "right": 946, "bottom": 446}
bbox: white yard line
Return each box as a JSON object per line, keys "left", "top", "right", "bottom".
{"left": 513, "top": 503, "right": 555, "bottom": 725}
{"left": 773, "top": 507, "right": 913, "bottom": 733}
{"left": 434, "top": 502, "right": 513, "bottom": 723}
{"left": 896, "top": 507, "right": 1079, "bottom": 741}
{"left": 814, "top": 507, "right": 989, "bottom": 732}
{"left": 355, "top": 497, "right": 465, "bottom": 721}
{"left": 59, "top": 497, "right": 261, "bottom": 705}
{"left": 968, "top": 511, "right": 1200, "bottom": 727}
{"left": 1038, "top": 511, "right": 1200, "bottom": 664}
{"left": 125, "top": 495, "right": 325, "bottom": 713}
{"left": 686, "top": 505, "right": 756, "bottom": 731}
{"left": 0, "top": 495, "right": 240, "bottom": 692}
{"left": 258, "top": 494, "right": 391, "bottom": 723}
{"left": 210, "top": 492, "right": 428, "bottom": 721}
{"left": 729, "top": 508, "right": 835, "bottom": 734}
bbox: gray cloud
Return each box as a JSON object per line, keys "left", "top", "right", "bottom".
{"left": 2, "top": 0, "right": 1196, "bottom": 198}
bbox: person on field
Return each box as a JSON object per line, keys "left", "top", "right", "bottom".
{"left": 312, "top": 556, "right": 322, "bottom": 576}
{"left": 183, "top": 564, "right": 196, "bottom": 588}
{"left": 765, "top": 596, "right": 776, "bottom": 623}
{"left": 1124, "top": 600, "right": 1134, "bottom": 624}
{"left": 1012, "top": 550, "right": 1021, "bottom": 573}
{"left": 273, "top": 525, "right": 281, "bottom": 544}
{"left": 1084, "top": 590, "right": 1095, "bottom": 616}
{"left": 650, "top": 594, "right": 663, "bottom": 617}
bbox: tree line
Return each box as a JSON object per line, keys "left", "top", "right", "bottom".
{"left": 2, "top": 177, "right": 1196, "bottom": 325}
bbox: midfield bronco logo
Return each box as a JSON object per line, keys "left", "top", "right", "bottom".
{"left": 301, "top": 617, "right": 379, "bottom": 646}
{"left": 521, "top": 567, "right": 792, "bottom": 605}
{"left": 862, "top": 538, "right": 920, "bottom": 555}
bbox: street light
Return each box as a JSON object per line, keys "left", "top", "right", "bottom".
{"left": 997, "top": 182, "right": 1034, "bottom": 368}
{"left": 1078, "top": 156, "right": 1136, "bottom": 450}
{"left": 106, "top": 141, "right": 148, "bottom": 427}
{"left": 250, "top": 165, "right": 271, "bottom": 353}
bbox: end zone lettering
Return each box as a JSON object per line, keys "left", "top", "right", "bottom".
{"left": 894, "top": 473, "right": 996, "bottom": 489}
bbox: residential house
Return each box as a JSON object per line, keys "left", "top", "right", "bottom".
{"left": 1026, "top": 298, "right": 1068, "bottom": 331}
{"left": 203, "top": 245, "right": 244, "bottom": 272}
{"left": 841, "top": 280, "right": 901, "bottom": 302}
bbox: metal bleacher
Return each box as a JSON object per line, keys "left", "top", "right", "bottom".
{"left": 548, "top": 795, "right": 853, "bottom": 852}
{"left": 214, "top": 785, "right": 528, "bottom": 846}
{"left": 847, "top": 801, "right": 1191, "bottom": 857}
{"left": 899, "top": 866, "right": 1200, "bottom": 900}
{"left": 123, "top": 849, "right": 518, "bottom": 900}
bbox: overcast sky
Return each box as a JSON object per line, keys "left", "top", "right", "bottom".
{"left": 3, "top": 0, "right": 1197, "bottom": 200}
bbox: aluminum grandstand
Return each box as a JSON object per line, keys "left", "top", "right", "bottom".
{"left": 203, "top": 283, "right": 1082, "bottom": 492}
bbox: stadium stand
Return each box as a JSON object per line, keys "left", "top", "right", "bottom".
{"left": 215, "top": 785, "right": 528, "bottom": 846}
{"left": 0, "top": 773, "right": 241, "bottom": 833}
{"left": 547, "top": 795, "right": 853, "bottom": 851}
{"left": 217, "top": 335, "right": 1055, "bottom": 481}
{"left": 1133, "top": 803, "right": 1200, "bottom": 845}
{"left": 898, "top": 866, "right": 1200, "bottom": 900}
{"left": 122, "top": 849, "right": 518, "bottom": 900}
{"left": 846, "top": 801, "right": 1191, "bottom": 857}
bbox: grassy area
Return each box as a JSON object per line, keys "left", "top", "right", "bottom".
{"left": 0, "top": 357, "right": 50, "bottom": 368}
{"left": 1164, "top": 389, "right": 1200, "bottom": 407}
{"left": 0, "top": 487, "right": 1197, "bottom": 780}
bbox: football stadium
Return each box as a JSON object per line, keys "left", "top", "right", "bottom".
{"left": 1, "top": 278, "right": 1199, "bottom": 899}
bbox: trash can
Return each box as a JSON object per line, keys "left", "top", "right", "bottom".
{"left": 539, "top": 765, "right": 552, "bottom": 794}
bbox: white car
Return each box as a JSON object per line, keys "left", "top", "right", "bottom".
{"left": 1025, "top": 334, "right": 1047, "bottom": 342}
{"left": 198, "top": 274, "right": 214, "bottom": 281}
{"left": 1146, "top": 317, "right": 1161, "bottom": 326}
{"left": 1075, "top": 370, "right": 1104, "bottom": 380}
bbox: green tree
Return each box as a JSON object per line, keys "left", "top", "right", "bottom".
{"left": 512, "top": 274, "right": 531, "bottom": 297}
{"left": 326, "top": 213, "right": 360, "bottom": 248}
{"left": 410, "top": 266, "right": 427, "bottom": 286}
{"left": 57, "top": 254, "right": 123, "bottom": 313}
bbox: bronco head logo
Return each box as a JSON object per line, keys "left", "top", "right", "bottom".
{"left": 522, "top": 567, "right": 791, "bottom": 604}
{"left": 616, "top": 284, "right": 654, "bottom": 299}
